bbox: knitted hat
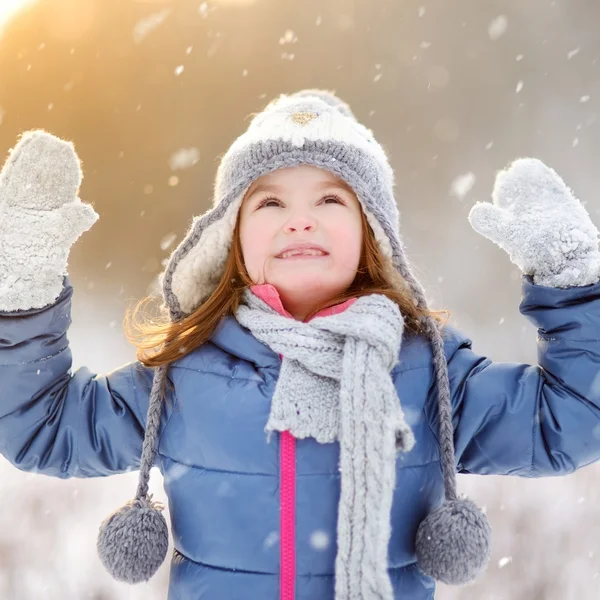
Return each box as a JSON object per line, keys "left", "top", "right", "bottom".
{"left": 97, "top": 89, "right": 491, "bottom": 587}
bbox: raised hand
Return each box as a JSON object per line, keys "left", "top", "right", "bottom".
{"left": 0, "top": 130, "right": 98, "bottom": 311}
{"left": 469, "top": 158, "right": 600, "bottom": 288}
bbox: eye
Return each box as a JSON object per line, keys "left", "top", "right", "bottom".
{"left": 322, "top": 194, "right": 344, "bottom": 205}
{"left": 255, "top": 194, "right": 344, "bottom": 209}
{"left": 256, "top": 196, "right": 282, "bottom": 209}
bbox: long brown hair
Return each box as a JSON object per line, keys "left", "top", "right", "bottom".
{"left": 124, "top": 210, "right": 449, "bottom": 368}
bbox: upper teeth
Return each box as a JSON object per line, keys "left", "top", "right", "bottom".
{"left": 279, "top": 249, "right": 326, "bottom": 258}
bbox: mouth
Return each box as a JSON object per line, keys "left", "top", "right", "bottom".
{"left": 275, "top": 249, "right": 329, "bottom": 260}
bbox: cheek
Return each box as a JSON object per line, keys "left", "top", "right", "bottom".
{"left": 239, "top": 218, "right": 272, "bottom": 276}
{"left": 330, "top": 219, "right": 363, "bottom": 267}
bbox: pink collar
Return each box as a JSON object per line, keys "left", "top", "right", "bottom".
{"left": 249, "top": 283, "right": 357, "bottom": 321}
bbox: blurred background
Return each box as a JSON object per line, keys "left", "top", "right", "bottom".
{"left": 1, "top": 0, "right": 600, "bottom": 598}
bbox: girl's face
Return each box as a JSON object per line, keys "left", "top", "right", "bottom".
{"left": 239, "top": 165, "right": 363, "bottom": 320}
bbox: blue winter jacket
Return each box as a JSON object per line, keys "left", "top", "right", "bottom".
{"left": 1, "top": 275, "right": 600, "bottom": 600}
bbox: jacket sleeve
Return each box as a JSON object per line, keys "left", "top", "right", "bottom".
{"left": 447, "top": 274, "right": 600, "bottom": 477}
{"left": 0, "top": 277, "right": 158, "bottom": 478}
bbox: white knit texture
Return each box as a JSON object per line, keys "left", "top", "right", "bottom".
{"left": 469, "top": 158, "right": 600, "bottom": 288}
{"left": 166, "top": 195, "right": 243, "bottom": 314}
{"left": 225, "top": 94, "right": 390, "bottom": 169}
{"left": 0, "top": 130, "right": 98, "bottom": 312}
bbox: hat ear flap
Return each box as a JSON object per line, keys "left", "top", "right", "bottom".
{"left": 162, "top": 194, "right": 244, "bottom": 320}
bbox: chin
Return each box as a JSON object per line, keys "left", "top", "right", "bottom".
{"left": 274, "top": 277, "right": 347, "bottom": 298}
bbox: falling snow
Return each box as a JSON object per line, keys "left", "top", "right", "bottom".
{"left": 450, "top": 172, "right": 476, "bottom": 198}
{"left": 168, "top": 147, "right": 200, "bottom": 171}
{"left": 160, "top": 233, "right": 178, "bottom": 251}
{"left": 488, "top": 15, "right": 508, "bottom": 40}
{"left": 207, "top": 32, "right": 223, "bottom": 57}
{"left": 310, "top": 530, "right": 330, "bottom": 550}
{"left": 132, "top": 9, "right": 172, "bottom": 44}
{"left": 263, "top": 531, "right": 279, "bottom": 549}
{"left": 279, "top": 29, "right": 297, "bottom": 45}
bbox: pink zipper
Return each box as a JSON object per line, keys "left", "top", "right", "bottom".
{"left": 277, "top": 347, "right": 296, "bottom": 600}
{"left": 280, "top": 430, "right": 296, "bottom": 600}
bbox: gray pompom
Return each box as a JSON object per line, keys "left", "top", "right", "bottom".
{"left": 415, "top": 498, "right": 491, "bottom": 585}
{"left": 97, "top": 495, "right": 169, "bottom": 583}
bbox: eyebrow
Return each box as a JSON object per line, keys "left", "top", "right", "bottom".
{"left": 246, "top": 179, "right": 355, "bottom": 200}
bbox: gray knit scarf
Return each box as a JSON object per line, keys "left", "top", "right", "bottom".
{"left": 235, "top": 289, "right": 415, "bottom": 600}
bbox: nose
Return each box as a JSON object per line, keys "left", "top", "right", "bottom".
{"left": 284, "top": 214, "right": 316, "bottom": 233}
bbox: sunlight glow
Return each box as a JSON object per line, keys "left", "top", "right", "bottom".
{"left": 0, "top": 0, "right": 38, "bottom": 28}
{"left": 212, "top": 0, "right": 259, "bottom": 5}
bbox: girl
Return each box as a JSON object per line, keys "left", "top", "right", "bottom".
{"left": 1, "top": 89, "right": 600, "bottom": 600}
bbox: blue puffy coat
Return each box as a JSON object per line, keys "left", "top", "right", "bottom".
{"left": 2, "top": 275, "right": 600, "bottom": 599}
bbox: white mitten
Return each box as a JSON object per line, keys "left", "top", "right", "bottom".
{"left": 469, "top": 158, "right": 600, "bottom": 288}
{"left": 0, "top": 130, "right": 98, "bottom": 311}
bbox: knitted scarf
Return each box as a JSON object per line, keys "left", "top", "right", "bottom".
{"left": 235, "top": 289, "right": 415, "bottom": 600}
